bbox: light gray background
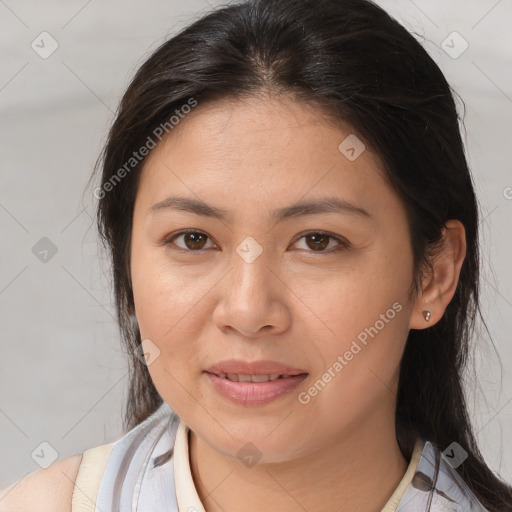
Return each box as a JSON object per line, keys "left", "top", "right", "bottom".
{"left": 1, "top": 0, "right": 511, "bottom": 489}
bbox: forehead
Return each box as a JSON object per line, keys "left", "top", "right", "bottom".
{"left": 135, "top": 95, "right": 397, "bottom": 221}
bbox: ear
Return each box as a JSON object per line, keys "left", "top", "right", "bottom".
{"left": 409, "top": 219, "right": 467, "bottom": 329}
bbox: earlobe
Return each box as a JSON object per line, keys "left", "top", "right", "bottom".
{"left": 409, "top": 220, "right": 467, "bottom": 330}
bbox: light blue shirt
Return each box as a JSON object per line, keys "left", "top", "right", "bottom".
{"left": 92, "top": 401, "right": 490, "bottom": 511}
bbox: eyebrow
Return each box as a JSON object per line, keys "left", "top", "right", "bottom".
{"left": 147, "top": 196, "right": 372, "bottom": 222}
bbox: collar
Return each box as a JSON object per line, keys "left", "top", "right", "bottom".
{"left": 174, "top": 420, "right": 423, "bottom": 512}
{"left": 174, "top": 419, "right": 207, "bottom": 512}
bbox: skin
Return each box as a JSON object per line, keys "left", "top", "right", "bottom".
{"left": 130, "top": 94, "right": 466, "bottom": 512}
{"left": 0, "top": 454, "right": 82, "bottom": 511}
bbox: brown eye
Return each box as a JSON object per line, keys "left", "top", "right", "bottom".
{"left": 168, "top": 230, "right": 215, "bottom": 251}
{"left": 305, "top": 233, "right": 330, "bottom": 251}
{"left": 293, "top": 232, "right": 347, "bottom": 253}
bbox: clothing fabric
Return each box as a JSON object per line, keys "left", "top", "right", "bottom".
{"left": 71, "top": 400, "right": 490, "bottom": 511}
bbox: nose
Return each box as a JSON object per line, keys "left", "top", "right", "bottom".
{"left": 211, "top": 248, "right": 291, "bottom": 339}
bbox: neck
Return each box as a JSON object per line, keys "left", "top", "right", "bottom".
{"left": 188, "top": 409, "right": 408, "bottom": 512}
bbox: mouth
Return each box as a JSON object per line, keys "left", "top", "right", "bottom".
{"left": 204, "top": 371, "right": 309, "bottom": 405}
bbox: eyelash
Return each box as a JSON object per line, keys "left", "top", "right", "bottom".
{"left": 163, "top": 229, "right": 349, "bottom": 255}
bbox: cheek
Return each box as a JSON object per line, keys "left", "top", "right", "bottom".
{"left": 301, "top": 282, "right": 409, "bottom": 434}
{"left": 310, "top": 282, "right": 409, "bottom": 377}
{"left": 134, "top": 276, "right": 204, "bottom": 351}
{"left": 130, "top": 245, "right": 205, "bottom": 370}
{"left": 132, "top": 239, "right": 188, "bottom": 326}
{"left": 305, "top": 246, "right": 412, "bottom": 336}
{"left": 131, "top": 254, "right": 208, "bottom": 416}
{"left": 301, "top": 249, "right": 412, "bottom": 393}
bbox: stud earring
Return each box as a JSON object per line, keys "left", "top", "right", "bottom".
{"left": 422, "top": 310, "right": 431, "bottom": 322}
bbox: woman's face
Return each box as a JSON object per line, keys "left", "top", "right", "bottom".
{"left": 130, "top": 95, "right": 418, "bottom": 463}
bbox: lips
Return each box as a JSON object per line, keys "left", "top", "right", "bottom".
{"left": 203, "top": 359, "right": 309, "bottom": 406}
{"left": 205, "top": 372, "right": 308, "bottom": 406}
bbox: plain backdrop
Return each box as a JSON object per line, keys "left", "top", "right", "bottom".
{"left": 0, "top": 0, "right": 511, "bottom": 489}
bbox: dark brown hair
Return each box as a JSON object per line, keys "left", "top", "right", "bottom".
{"left": 85, "top": 0, "right": 512, "bottom": 509}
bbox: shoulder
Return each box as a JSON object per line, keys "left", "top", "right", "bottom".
{"left": 0, "top": 453, "right": 83, "bottom": 512}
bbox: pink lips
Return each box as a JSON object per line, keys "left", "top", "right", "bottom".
{"left": 204, "top": 359, "right": 308, "bottom": 406}
{"left": 205, "top": 372, "right": 308, "bottom": 405}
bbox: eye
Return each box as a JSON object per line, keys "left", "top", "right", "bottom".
{"left": 166, "top": 230, "right": 217, "bottom": 252}
{"left": 291, "top": 231, "right": 349, "bottom": 253}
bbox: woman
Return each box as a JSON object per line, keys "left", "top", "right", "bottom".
{"left": 2, "top": 0, "right": 511, "bottom": 510}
